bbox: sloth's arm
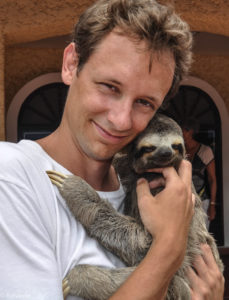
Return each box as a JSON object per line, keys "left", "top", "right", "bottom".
{"left": 47, "top": 171, "right": 152, "bottom": 266}
{"left": 64, "top": 265, "right": 135, "bottom": 300}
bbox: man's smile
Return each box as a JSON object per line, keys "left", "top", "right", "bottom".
{"left": 92, "top": 121, "right": 129, "bottom": 144}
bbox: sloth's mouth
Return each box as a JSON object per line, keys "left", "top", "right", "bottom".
{"left": 133, "top": 156, "right": 182, "bottom": 176}
{"left": 139, "top": 171, "right": 165, "bottom": 194}
{"left": 138, "top": 171, "right": 163, "bottom": 182}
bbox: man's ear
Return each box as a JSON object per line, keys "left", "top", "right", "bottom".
{"left": 61, "top": 43, "right": 78, "bottom": 85}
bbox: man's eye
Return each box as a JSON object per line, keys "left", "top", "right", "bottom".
{"left": 101, "top": 83, "right": 118, "bottom": 93}
{"left": 136, "top": 99, "right": 154, "bottom": 109}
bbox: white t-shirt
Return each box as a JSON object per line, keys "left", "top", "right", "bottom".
{"left": 0, "top": 140, "right": 126, "bottom": 300}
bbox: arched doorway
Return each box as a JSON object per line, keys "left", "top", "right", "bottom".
{"left": 17, "top": 82, "right": 68, "bottom": 141}
{"left": 6, "top": 73, "right": 67, "bottom": 142}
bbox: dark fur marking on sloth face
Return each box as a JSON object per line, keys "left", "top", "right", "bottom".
{"left": 172, "top": 143, "right": 184, "bottom": 156}
{"left": 134, "top": 146, "right": 157, "bottom": 160}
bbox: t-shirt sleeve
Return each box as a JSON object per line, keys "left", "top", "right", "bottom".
{"left": 0, "top": 178, "right": 63, "bottom": 300}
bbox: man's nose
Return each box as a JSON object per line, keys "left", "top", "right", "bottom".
{"left": 107, "top": 99, "right": 133, "bottom": 131}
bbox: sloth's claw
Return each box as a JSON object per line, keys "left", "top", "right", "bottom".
{"left": 62, "top": 277, "right": 70, "bottom": 299}
{"left": 46, "top": 170, "right": 68, "bottom": 187}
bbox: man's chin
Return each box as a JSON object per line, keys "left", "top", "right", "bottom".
{"left": 86, "top": 149, "right": 117, "bottom": 162}
{"left": 83, "top": 139, "right": 129, "bottom": 162}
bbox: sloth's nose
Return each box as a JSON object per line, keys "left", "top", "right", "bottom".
{"left": 158, "top": 147, "right": 173, "bottom": 159}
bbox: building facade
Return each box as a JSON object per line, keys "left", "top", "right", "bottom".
{"left": 0, "top": 0, "right": 229, "bottom": 295}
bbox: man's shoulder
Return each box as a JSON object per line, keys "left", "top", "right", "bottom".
{"left": 0, "top": 140, "right": 50, "bottom": 184}
{"left": 0, "top": 141, "right": 27, "bottom": 168}
{"left": 0, "top": 140, "right": 26, "bottom": 156}
{"left": 0, "top": 140, "right": 39, "bottom": 168}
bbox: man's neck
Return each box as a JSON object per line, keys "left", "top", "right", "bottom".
{"left": 36, "top": 129, "right": 120, "bottom": 192}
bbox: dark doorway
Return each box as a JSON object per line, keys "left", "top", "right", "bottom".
{"left": 18, "top": 82, "right": 68, "bottom": 141}
{"left": 160, "top": 85, "right": 224, "bottom": 245}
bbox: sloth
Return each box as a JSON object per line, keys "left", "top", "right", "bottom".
{"left": 47, "top": 113, "right": 224, "bottom": 300}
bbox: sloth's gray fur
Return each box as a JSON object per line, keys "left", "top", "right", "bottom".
{"left": 55, "top": 113, "right": 224, "bottom": 300}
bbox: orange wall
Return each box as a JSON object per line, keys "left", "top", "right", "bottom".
{"left": 5, "top": 47, "right": 63, "bottom": 112}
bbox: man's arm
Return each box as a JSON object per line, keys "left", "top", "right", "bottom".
{"left": 110, "top": 160, "right": 194, "bottom": 299}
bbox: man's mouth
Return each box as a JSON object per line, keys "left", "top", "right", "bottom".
{"left": 93, "top": 121, "right": 128, "bottom": 144}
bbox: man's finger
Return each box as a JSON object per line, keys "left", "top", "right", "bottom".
{"left": 192, "top": 252, "right": 209, "bottom": 279}
{"left": 187, "top": 266, "right": 202, "bottom": 291}
{"left": 161, "top": 166, "right": 179, "bottom": 186}
{"left": 136, "top": 178, "right": 152, "bottom": 199}
{"left": 177, "top": 159, "right": 192, "bottom": 186}
{"left": 145, "top": 168, "right": 163, "bottom": 173}
{"left": 201, "top": 244, "right": 218, "bottom": 269}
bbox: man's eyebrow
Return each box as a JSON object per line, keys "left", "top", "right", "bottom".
{"left": 146, "top": 96, "right": 158, "bottom": 101}
{"left": 105, "top": 78, "right": 122, "bottom": 86}
{"left": 102, "top": 78, "right": 161, "bottom": 103}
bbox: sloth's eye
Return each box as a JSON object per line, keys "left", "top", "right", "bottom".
{"left": 172, "top": 143, "right": 183, "bottom": 154}
{"left": 135, "top": 146, "right": 157, "bottom": 159}
{"left": 142, "top": 146, "right": 156, "bottom": 153}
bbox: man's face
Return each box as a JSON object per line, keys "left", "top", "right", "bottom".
{"left": 62, "top": 31, "right": 175, "bottom": 161}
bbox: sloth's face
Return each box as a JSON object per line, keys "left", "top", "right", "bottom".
{"left": 131, "top": 131, "right": 185, "bottom": 175}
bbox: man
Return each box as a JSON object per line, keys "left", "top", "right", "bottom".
{"left": 0, "top": 0, "right": 224, "bottom": 299}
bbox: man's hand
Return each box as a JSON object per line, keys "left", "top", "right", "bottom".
{"left": 187, "top": 244, "right": 225, "bottom": 300}
{"left": 136, "top": 160, "right": 194, "bottom": 245}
